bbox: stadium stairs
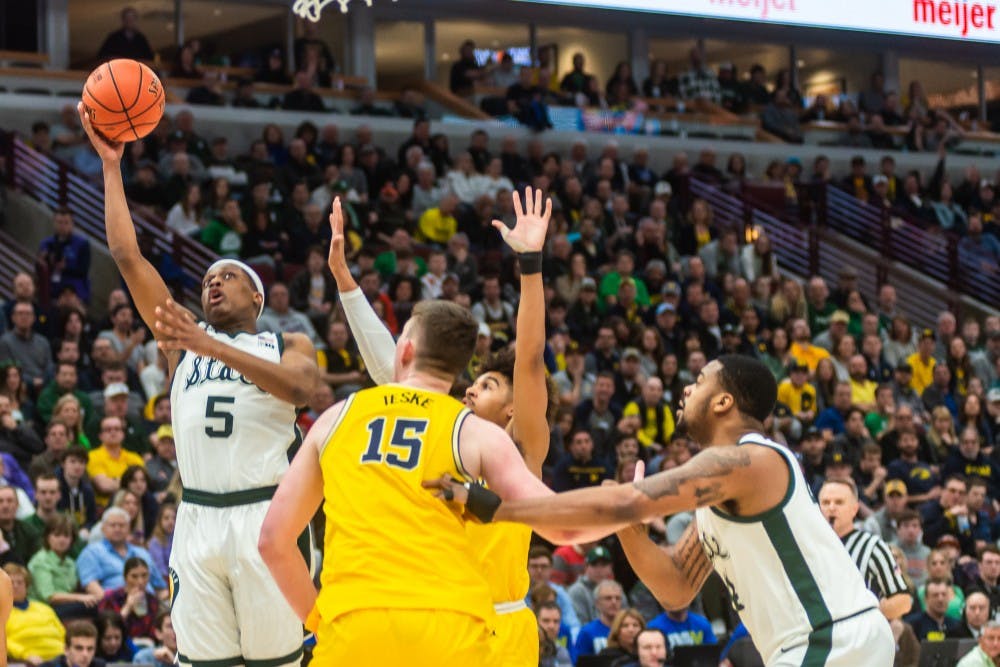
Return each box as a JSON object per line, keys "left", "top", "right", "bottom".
{"left": 1, "top": 132, "right": 218, "bottom": 315}
{"left": 682, "top": 175, "right": 999, "bottom": 327}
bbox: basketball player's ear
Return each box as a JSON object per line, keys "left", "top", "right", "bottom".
{"left": 399, "top": 338, "right": 415, "bottom": 368}
{"left": 713, "top": 392, "right": 734, "bottom": 416}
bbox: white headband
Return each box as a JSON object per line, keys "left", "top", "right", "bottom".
{"left": 207, "top": 259, "right": 265, "bottom": 318}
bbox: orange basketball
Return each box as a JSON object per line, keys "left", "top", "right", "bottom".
{"left": 82, "top": 59, "right": 165, "bottom": 143}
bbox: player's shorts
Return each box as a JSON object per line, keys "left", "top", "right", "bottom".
{"left": 171, "top": 491, "right": 310, "bottom": 667}
{"left": 767, "top": 608, "right": 895, "bottom": 667}
{"left": 488, "top": 601, "right": 539, "bottom": 667}
{"left": 315, "top": 608, "right": 491, "bottom": 666}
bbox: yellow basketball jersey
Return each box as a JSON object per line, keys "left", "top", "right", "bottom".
{"left": 316, "top": 385, "right": 494, "bottom": 624}
{"left": 468, "top": 521, "right": 532, "bottom": 603}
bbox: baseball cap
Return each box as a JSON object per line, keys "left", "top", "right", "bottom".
{"left": 586, "top": 546, "right": 612, "bottom": 564}
{"left": 895, "top": 361, "right": 913, "bottom": 373}
{"left": 580, "top": 277, "right": 597, "bottom": 291}
{"left": 622, "top": 347, "right": 641, "bottom": 361}
{"left": 661, "top": 280, "right": 681, "bottom": 297}
{"left": 987, "top": 387, "right": 1000, "bottom": 403}
{"left": 330, "top": 179, "right": 350, "bottom": 192}
{"left": 722, "top": 323, "right": 742, "bottom": 336}
{"left": 787, "top": 360, "right": 809, "bottom": 373}
{"left": 654, "top": 181, "right": 672, "bottom": 197}
{"left": 802, "top": 425, "right": 822, "bottom": 439}
{"left": 920, "top": 328, "right": 936, "bottom": 340}
{"left": 155, "top": 424, "right": 174, "bottom": 441}
{"left": 872, "top": 174, "right": 888, "bottom": 186}
{"left": 830, "top": 310, "right": 850, "bottom": 325}
{"left": 884, "top": 479, "right": 907, "bottom": 496}
{"left": 824, "top": 444, "right": 852, "bottom": 467}
{"left": 103, "top": 382, "right": 130, "bottom": 398}
{"left": 656, "top": 302, "right": 676, "bottom": 316}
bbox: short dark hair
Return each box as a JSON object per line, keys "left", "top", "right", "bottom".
{"left": 410, "top": 301, "right": 478, "bottom": 378}
{"left": 845, "top": 406, "right": 866, "bottom": 422}
{"left": 528, "top": 546, "right": 553, "bottom": 563}
{"left": 716, "top": 355, "right": 776, "bottom": 422}
{"left": 62, "top": 445, "right": 89, "bottom": 464}
{"left": 65, "top": 620, "right": 98, "bottom": 645}
{"left": 860, "top": 442, "right": 881, "bottom": 458}
{"left": 943, "top": 474, "right": 968, "bottom": 489}
{"left": 968, "top": 477, "right": 988, "bottom": 492}
{"left": 979, "top": 545, "right": 1000, "bottom": 561}
{"left": 536, "top": 601, "right": 561, "bottom": 615}
{"left": 477, "top": 349, "right": 559, "bottom": 425}
{"left": 896, "top": 508, "right": 921, "bottom": 526}
{"left": 153, "top": 609, "right": 172, "bottom": 631}
{"left": 926, "top": 576, "right": 953, "bottom": 590}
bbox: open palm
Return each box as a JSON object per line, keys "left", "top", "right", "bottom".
{"left": 492, "top": 187, "right": 551, "bottom": 253}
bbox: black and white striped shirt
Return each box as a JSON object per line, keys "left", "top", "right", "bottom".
{"left": 843, "top": 529, "right": 909, "bottom": 599}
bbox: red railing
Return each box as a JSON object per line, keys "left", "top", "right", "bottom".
{"left": 3, "top": 133, "right": 216, "bottom": 304}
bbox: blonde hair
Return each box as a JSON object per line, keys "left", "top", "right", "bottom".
{"left": 607, "top": 608, "right": 646, "bottom": 650}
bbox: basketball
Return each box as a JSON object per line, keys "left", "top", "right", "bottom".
{"left": 81, "top": 59, "right": 165, "bottom": 143}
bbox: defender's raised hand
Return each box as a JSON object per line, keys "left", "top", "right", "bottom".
{"left": 492, "top": 186, "right": 551, "bottom": 254}
{"left": 327, "top": 196, "right": 357, "bottom": 290}
{"left": 77, "top": 101, "right": 124, "bottom": 163}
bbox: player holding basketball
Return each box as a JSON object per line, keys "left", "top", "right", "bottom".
{"left": 77, "top": 102, "right": 319, "bottom": 667}
{"left": 326, "top": 188, "right": 554, "bottom": 666}
{"left": 430, "top": 356, "right": 896, "bottom": 666}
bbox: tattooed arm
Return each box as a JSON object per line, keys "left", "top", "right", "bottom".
{"left": 493, "top": 445, "right": 758, "bottom": 541}
{"left": 617, "top": 520, "right": 712, "bottom": 611}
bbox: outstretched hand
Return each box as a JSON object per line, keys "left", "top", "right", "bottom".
{"left": 492, "top": 186, "right": 552, "bottom": 253}
{"left": 154, "top": 299, "right": 216, "bottom": 357}
{"left": 76, "top": 101, "right": 124, "bottom": 163}
{"left": 327, "top": 197, "right": 357, "bottom": 289}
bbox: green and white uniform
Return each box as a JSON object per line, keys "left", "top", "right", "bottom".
{"left": 169, "top": 325, "right": 305, "bottom": 667}
{"left": 695, "top": 434, "right": 894, "bottom": 666}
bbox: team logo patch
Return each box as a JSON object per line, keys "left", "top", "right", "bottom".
{"left": 169, "top": 567, "right": 180, "bottom": 607}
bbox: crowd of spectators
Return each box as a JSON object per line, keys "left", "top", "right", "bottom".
{"left": 7, "top": 96, "right": 1000, "bottom": 665}
{"left": 89, "top": 7, "right": 987, "bottom": 149}
{"left": 2, "top": 6, "right": 998, "bottom": 666}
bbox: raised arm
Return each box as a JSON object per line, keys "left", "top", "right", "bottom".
{"left": 154, "top": 302, "right": 319, "bottom": 406}
{"left": 328, "top": 198, "right": 396, "bottom": 385}
{"left": 497, "top": 188, "right": 553, "bottom": 476}
{"left": 77, "top": 103, "right": 178, "bottom": 367}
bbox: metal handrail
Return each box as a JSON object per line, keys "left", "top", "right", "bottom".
{"left": 4, "top": 134, "right": 216, "bottom": 303}
{"left": 688, "top": 175, "right": 998, "bottom": 325}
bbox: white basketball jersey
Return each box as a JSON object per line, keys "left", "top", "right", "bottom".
{"left": 169, "top": 324, "right": 297, "bottom": 493}
{"left": 694, "top": 434, "right": 879, "bottom": 664}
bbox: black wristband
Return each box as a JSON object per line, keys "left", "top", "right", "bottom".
{"left": 518, "top": 251, "right": 543, "bottom": 275}
{"left": 465, "top": 482, "right": 502, "bottom": 523}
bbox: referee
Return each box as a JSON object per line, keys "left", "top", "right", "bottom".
{"left": 819, "top": 477, "right": 914, "bottom": 620}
